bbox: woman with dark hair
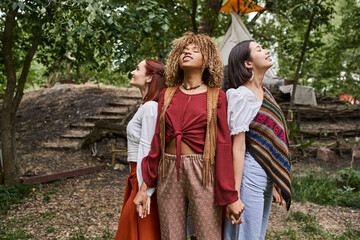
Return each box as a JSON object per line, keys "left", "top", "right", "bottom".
{"left": 223, "top": 40, "right": 291, "bottom": 240}
{"left": 134, "top": 32, "right": 243, "bottom": 240}
{"left": 115, "top": 59, "right": 166, "bottom": 240}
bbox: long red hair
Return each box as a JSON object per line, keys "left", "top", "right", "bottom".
{"left": 143, "top": 59, "right": 166, "bottom": 104}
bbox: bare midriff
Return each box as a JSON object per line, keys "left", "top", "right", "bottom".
{"left": 165, "top": 138, "right": 199, "bottom": 155}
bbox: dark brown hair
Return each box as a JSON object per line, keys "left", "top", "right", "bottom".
{"left": 143, "top": 59, "right": 166, "bottom": 104}
{"left": 228, "top": 40, "right": 254, "bottom": 89}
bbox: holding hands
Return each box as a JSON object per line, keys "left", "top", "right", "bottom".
{"left": 226, "top": 198, "right": 245, "bottom": 225}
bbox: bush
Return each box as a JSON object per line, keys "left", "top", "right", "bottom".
{"left": 292, "top": 169, "right": 360, "bottom": 209}
{"left": 0, "top": 218, "right": 34, "bottom": 240}
{"left": 336, "top": 167, "right": 360, "bottom": 191}
{"left": 0, "top": 183, "right": 37, "bottom": 215}
{"left": 292, "top": 173, "right": 337, "bottom": 205}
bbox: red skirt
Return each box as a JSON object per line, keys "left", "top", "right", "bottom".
{"left": 115, "top": 162, "right": 161, "bottom": 240}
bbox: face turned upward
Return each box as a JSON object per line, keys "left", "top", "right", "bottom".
{"left": 130, "top": 60, "right": 152, "bottom": 89}
{"left": 178, "top": 43, "right": 203, "bottom": 71}
{"left": 245, "top": 42, "right": 273, "bottom": 71}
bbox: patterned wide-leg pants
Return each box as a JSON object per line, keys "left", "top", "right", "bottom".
{"left": 156, "top": 153, "right": 222, "bottom": 240}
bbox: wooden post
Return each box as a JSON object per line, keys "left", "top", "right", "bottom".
{"left": 337, "top": 140, "right": 343, "bottom": 158}
{"left": 111, "top": 143, "right": 116, "bottom": 167}
{"left": 0, "top": 149, "right": 3, "bottom": 184}
{"left": 319, "top": 128, "right": 323, "bottom": 140}
{"left": 333, "top": 129, "right": 338, "bottom": 140}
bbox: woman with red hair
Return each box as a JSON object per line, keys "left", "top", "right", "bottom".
{"left": 115, "top": 59, "right": 166, "bottom": 240}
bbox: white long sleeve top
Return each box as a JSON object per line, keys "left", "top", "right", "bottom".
{"left": 126, "top": 101, "right": 157, "bottom": 196}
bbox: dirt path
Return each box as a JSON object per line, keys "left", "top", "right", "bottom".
{"left": 2, "top": 166, "right": 359, "bottom": 239}
{"left": 2, "top": 168, "right": 127, "bottom": 239}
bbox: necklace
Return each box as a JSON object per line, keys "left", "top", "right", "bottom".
{"left": 182, "top": 82, "right": 203, "bottom": 90}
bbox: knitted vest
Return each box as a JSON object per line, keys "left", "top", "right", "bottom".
{"left": 159, "top": 86, "right": 220, "bottom": 185}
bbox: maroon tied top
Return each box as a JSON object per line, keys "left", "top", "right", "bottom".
{"left": 141, "top": 88, "right": 238, "bottom": 205}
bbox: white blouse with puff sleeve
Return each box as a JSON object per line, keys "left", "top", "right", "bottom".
{"left": 126, "top": 101, "right": 157, "bottom": 197}
{"left": 226, "top": 86, "right": 262, "bottom": 135}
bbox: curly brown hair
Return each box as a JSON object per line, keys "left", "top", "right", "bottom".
{"left": 166, "top": 32, "right": 224, "bottom": 88}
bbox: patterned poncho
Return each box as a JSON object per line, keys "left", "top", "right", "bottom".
{"left": 246, "top": 88, "right": 292, "bottom": 210}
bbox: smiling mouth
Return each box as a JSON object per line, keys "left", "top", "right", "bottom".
{"left": 266, "top": 56, "right": 272, "bottom": 61}
{"left": 183, "top": 56, "right": 192, "bottom": 61}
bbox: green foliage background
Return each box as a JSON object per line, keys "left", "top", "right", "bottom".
{"left": 250, "top": 0, "right": 359, "bottom": 100}
{"left": 0, "top": 0, "right": 359, "bottom": 100}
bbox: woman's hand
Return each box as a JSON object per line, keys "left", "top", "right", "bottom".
{"left": 133, "top": 182, "right": 148, "bottom": 218}
{"left": 226, "top": 199, "right": 245, "bottom": 225}
{"left": 146, "top": 196, "right": 151, "bottom": 215}
{"left": 272, "top": 184, "right": 286, "bottom": 206}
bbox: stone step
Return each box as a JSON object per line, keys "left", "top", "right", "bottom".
{"left": 68, "top": 122, "right": 95, "bottom": 129}
{"left": 100, "top": 107, "right": 128, "bottom": 116}
{"left": 85, "top": 115, "right": 123, "bottom": 123}
{"left": 121, "top": 95, "right": 142, "bottom": 100}
{"left": 107, "top": 99, "right": 139, "bottom": 106}
{"left": 107, "top": 102, "right": 136, "bottom": 107}
{"left": 42, "top": 138, "right": 82, "bottom": 150}
{"left": 60, "top": 129, "right": 90, "bottom": 139}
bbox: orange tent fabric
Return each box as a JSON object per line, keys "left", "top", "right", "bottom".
{"left": 339, "top": 94, "right": 360, "bottom": 105}
{"left": 220, "top": 0, "right": 265, "bottom": 14}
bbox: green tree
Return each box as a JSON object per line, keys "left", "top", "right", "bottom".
{"left": 0, "top": 0, "right": 122, "bottom": 185}
{"left": 272, "top": 0, "right": 335, "bottom": 114}
{"left": 0, "top": 0, "right": 237, "bottom": 185}
{"left": 247, "top": 0, "right": 358, "bottom": 103}
{"left": 307, "top": 0, "right": 360, "bottom": 100}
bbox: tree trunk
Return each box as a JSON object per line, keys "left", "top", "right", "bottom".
{"left": 198, "top": 0, "right": 223, "bottom": 36}
{"left": 66, "top": 63, "right": 71, "bottom": 81}
{"left": 190, "top": 0, "right": 198, "bottom": 33}
{"left": 1, "top": 115, "right": 18, "bottom": 185}
{"left": 248, "top": 0, "right": 275, "bottom": 27}
{"left": 248, "top": 10, "right": 265, "bottom": 26}
{"left": 0, "top": 141, "right": 2, "bottom": 184}
{"left": 2, "top": 6, "right": 19, "bottom": 185}
{"left": 1, "top": 5, "right": 42, "bottom": 185}
{"left": 287, "top": 12, "right": 315, "bottom": 120}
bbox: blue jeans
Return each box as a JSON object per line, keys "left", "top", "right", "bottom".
{"left": 224, "top": 151, "right": 273, "bottom": 240}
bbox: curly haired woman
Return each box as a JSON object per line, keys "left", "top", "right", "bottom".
{"left": 134, "top": 32, "right": 243, "bottom": 240}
